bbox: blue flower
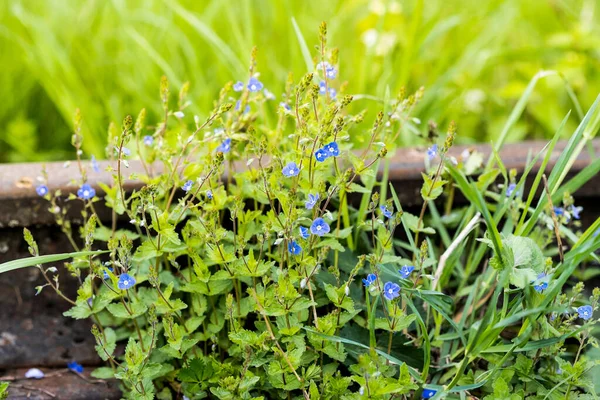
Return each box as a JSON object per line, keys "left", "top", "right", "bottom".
{"left": 217, "top": 138, "right": 232, "bottom": 153}
{"left": 143, "top": 135, "right": 154, "bottom": 146}
{"left": 91, "top": 155, "right": 100, "bottom": 173}
{"left": 533, "top": 282, "right": 548, "bottom": 293}
{"left": 570, "top": 205, "right": 582, "bottom": 220}
{"left": 235, "top": 100, "right": 241, "bottom": 111}
{"left": 288, "top": 241, "right": 302, "bottom": 255}
{"left": 383, "top": 282, "right": 401, "bottom": 300}
{"left": 362, "top": 273, "right": 377, "bottom": 287}
{"left": 122, "top": 147, "right": 131, "bottom": 157}
{"left": 206, "top": 190, "right": 213, "bottom": 200}
{"left": 280, "top": 102, "right": 291, "bottom": 111}
{"left": 506, "top": 183, "right": 516, "bottom": 197}
{"left": 319, "top": 81, "right": 327, "bottom": 95}
{"left": 315, "top": 148, "right": 329, "bottom": 162}
{"left": 117, "top": 273, "right": 136, "bottom": 290}
{"left": 324, "top": 142, "right": 340, "bottom": 157}
{"left": 310, "top": 217, "right": 330, "bottom": 236}
{"left": 247, "top": 77, "right": 264, "bottom": 92}
{"left": 422, "top": 389, "right": 437, "bottom": 399}
{"left": 36, "top": 185, "right": 49, "bottom": 196}
{"left": 328, "top": 88, "right": 337, "bottom": 99}
{"left": 399, "top": 265, "right": 415, "bottom": 279}
{"left": 233, "top": 81, "right": 244, "bottom": 92}
{"left": 325, "top": 66, "right": 337, "bottom": 80}
{"left": 305, "top": 193, "right": 320, "bottom": 210}
{"left": 67, "top": 362, "right": 83, "bottom": 373}
{"left": 553, "top": 207, "right": 564, "bottom": 216}
{"left": 299, "top": 226, "right": 310, "bottom": 239}
{"left": 427, "top": 144, "right": 438, "bottom": 161}
{"left": 103, "top": 267, "right": 113, "bottom": 280}
{"left": 380, "top": 205, "right": 393, "bottom": 218}
{"left": 182, "top": 180, "right": 193, "bottom": 192}
{"left": 577, "top": 305, "right": 593, "bottom": 320}
{"left": 77, "top": 184, "right": 96, "bottom": 200}
{"left": 282, "top": 162, "right": 300, "bottom": 177}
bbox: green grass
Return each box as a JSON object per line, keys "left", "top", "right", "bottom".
{"left": 0, "top": 0, "right": 599, "bottom": 161}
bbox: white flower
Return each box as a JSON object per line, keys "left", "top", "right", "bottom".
{"left": 344, "top": 286, "right": 350, "bottom": 296}
{"left": 300, "top": 278, "right": 307, "bottom": 289}
{"left": 25, "top": 368, "right": 45, "bottom": 379}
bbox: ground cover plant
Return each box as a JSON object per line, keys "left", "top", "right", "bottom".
{"left": 1, "top": 23, "right": 600, "bottom": 400}
{"left": 1, "top": 0, "right": 600, "bottom": 161}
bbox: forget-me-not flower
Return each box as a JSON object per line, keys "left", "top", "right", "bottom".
{"left": 247, "top": 77, "right": 264, "bottom": 92}
{"left": 571, "top": 205, "right": 582, "bottom": 220}
{"left": 91, "top": 155, "right": 100, "bottom": 173}
{"left": 532, "top": 272, "right": 549, "bottom": 293}
{"left": 383, "top": 282, "right": 401, "bottom": 300}
{"left": 68, "top": 362, "right": 84, "bottom": 373}
{"left": 506, "top": 183, "right": 516, "bottom": 197}
{"left": 103, "top": 267, "right": 113, "bottom": 280}
{"left": 182, "top": 180, "right": 193, "bottom": 192}
{"left": 282, "top": 162, "right": 300, "bottom": 177}
{"left": 577, "top": 305, "right": 593, "bottom": 320}
{"left": 553, "top": 207, "right": 564, "bottom": 216}
{"left": 422, "top": 389, "right": 437, "bottom": 399}
{"left": 325, "top": 66, "right": 337, "bottom": 80}
{"left": 299, "top": 226, "right": 310, "bottom": 239}
{"left": 117, "top": 273, "right": 136, "bottom": 290}
{"left": 280, "top": 102, "right": 291, "bottom": 111}
{"left": 305, "top": 193, "right": 319, "bottom": 210}
{"left": 328, "top": 88, "right": 337, "bottom": 99}
{"left": 380, "top": 205, "right": 393, "bottom": 218}
{"left": 143, "top": 135, "right": 154, "bottom": 146}
{"left": 324, "top": 142, "right": 340, "bottom": 157}
{"left": 233, "top": 81, "right": 244, "bottom": 92}
{"left": 206, "top": 190, "right": 213, "bottom": 200}
{"left": 427, "top": 144, "right": 438, "bottom": 161}
{"left": 217, "top": 138, "right": 232, "bottom": 153}
{"left": 318, "top": 81, "right": 327, "bottom": 95}
{"left": 399, "top": 265, "right": 415, "bottom": 279}
{"left": 315, "top": 148, "right": 328, "bottom": 162}
{"left": 288, "top": 241, "right": 302, "bottom": 255}
{"left": 36, "top": 185, "right": 49, "bottom": 197}
{"left": 362, "top": 273, "right": 377, "bottom": 287}
{"left": 77, "top": 184, "right": 95, "bottom": 200}
{"left": 122, "top": 147, "right": 131, "bottom": 157}
{"left": 310, "top": 217, "right": 330, "bottom": 236}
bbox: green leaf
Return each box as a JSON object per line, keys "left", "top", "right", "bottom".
{"left": 107, "top": 300, "right": 148, "bottom": 319}
{"left": 421, "top": 173, "right": 447, "bottom": 202}
{"left": 91, "top": 367, "right": 114, "bottom": 379}
{"left": 0, "top": 250, "right": 108, "bottom": 274}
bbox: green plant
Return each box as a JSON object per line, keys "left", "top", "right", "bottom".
{"left": 2, "top": 24, "right": 600, "bottom": 400}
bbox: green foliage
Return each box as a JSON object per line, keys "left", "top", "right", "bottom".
{"left": 1, "top": 1, "right": 599, "bottom": 161}
{"left": 3, "top": 25, "right": 600, "bottom": 399}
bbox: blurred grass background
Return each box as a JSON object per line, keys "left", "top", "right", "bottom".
{"left": 0, "top": 0, "right": 599, "bottom": 162}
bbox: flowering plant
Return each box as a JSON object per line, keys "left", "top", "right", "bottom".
{"left": 2, "top": 23, "right": 600, "bottom": 400}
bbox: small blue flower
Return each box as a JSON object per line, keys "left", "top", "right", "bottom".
{"left": 383, "top": 282, "right": 401, "bottom": 300}
{"left": 288, "top": 241, "right": 302, "bottom": 255}
{"left": 399, "top": 265, "right": 415, "bottom": 279}
{"left": 315, "top": 148, "right": 329, "bottom": 162}
{"left": 299, "top": 226, "right": 310, "bottom": 239}
{"left": 233, "top": 81, "right": 244, "bottom": 92}
{"left": 577, "top": 305, "right": 593, "bottom": 320}
{"left": 122, "top": 147, "right": 131, "bottom": 157}
{"left": 117, "top": 273, "right": 136, "bottom": 290}
{"left": 247, "top": 77, "right": 264, "bottom": 92}
{"left": 319, "top": 81, "right": 327, "bottom": 95}
{"left": 422, "top": 389, "right": 437, "bottom": 399}
{"left": 310, "top": 217, "right": 330, "bottom": 236}
{"left": 36, "top": 185, "right": 49, "bottom": 196}
{"left": 328, "top": 87, "right": 337, "bottom": 99}
{"left": 77, "top": 184, "right": 96, "bottom": 200}
{"left": 380, "top": 205, "right": 393, "bottom": 218}
{"left": 553, "top": 207, "right": 564, "bottom": 216}
{"left": 206, "top": 190, "right": 213, "bottom": 200}
{"left": 324, "top": 142, "right": 340, "bottom": 157}
{"left": 103, "top": 267, "right": 113, "bottom": 280}
{"left": 570, "top": 205, "right": 582, "bottom": 220}
{"left": 506, "top": 183, "right": 516, "bottom": 197}
{"left": 67, "top": 362, "right": 83, "bottom": 374}
{"left": 235, "top": 100, "right": 241, "bottom": 111}
{"left": 143, "top": 135, "right": 154, "bottom": 146}
{"left": 305, "top": 193, "right": 320, "bottom": 210}
{"left": 427, "top": 144, "right": 438, "bottom": 161}
{"left": 533, "top": 282, "right": 548, "bottom": 293}
{"left": 217, "top": 138, "right": 232, "bottom": 153}
{"left": 91, "top": 155, "right": 100, "bottom": 173}
{"left": 282, "top": 162, "right": 300, "bottom": 177}
{"left": 325, "top": 66, "right": 337, "bottom": 80}
{"left": 280, "top": 101, "right": 291, "bottom": 111}
{"left": 362, "top": 273, "right": 377, "bottom": 287}
{"left": 182, "top": 180, "right": 193, "bottom": 192}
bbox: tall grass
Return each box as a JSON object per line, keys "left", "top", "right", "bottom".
{"left": 0, "top": 0, "right": 599, "bottom": 161}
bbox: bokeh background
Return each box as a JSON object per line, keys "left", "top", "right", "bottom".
{"left": 0, "top": 0, "right": 599, "bottom": 162}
